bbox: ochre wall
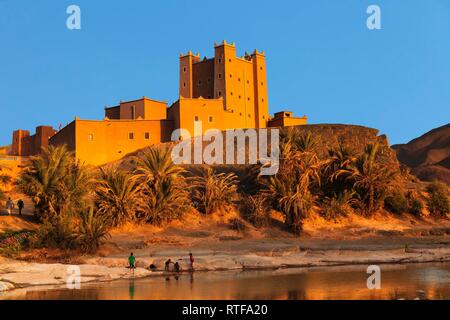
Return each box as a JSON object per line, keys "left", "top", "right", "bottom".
{"left": 251, "top": 51, "right": 269, "bottom": 129}
{"left": 118, "top": 98, "right": 167, "bottom": 120}
{"left": 11, "top": 126, "right": 56, "bottom": 156}
{"left": 192, "top": 58, "right": 214, "bottom": 99}
{"left": 11, "top": 130, "right": 30, "bottom": 156}
{"left": 105, "top": 106, "right": 120, "bottom": 119}
{"left": 267, "top": 112, "right": 307, "bottom": 128}
{"left": 35, "top": 126, "right": 57, "bottom": 153}
{"left": 50, "top": 121, "right": 76, "bottom": 152}
{"left": 51, "top": 119, "right": 174, "bottom": 165}
{"left": 168, "top": 98, "right": 226, "bottom": 138}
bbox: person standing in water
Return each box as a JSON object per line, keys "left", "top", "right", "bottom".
{"left": 128, "top": 253, "right": 136, "bottom": 274}
{"left": 189, "top": 253, "right": 194, "bottom": 271}
{"left": 17, "top": 199, "right": 24, "bottom": 215}
{"left": 165, "top": 258, "right": 173, "bottom": 271}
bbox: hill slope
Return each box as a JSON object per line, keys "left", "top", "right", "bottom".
{"left": 392, "top": 123, "right": 450, "bottom": 184}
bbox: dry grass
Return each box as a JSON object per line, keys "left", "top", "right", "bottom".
{"left": 302, "top": 209, "right": 450, "bottom": 239}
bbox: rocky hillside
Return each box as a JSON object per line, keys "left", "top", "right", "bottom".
{"left": 392, "top": 123, "right": 450, "bottom": 184}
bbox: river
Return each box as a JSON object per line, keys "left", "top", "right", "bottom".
{"left": 2, "top": 262, "right": 450, "bottom": 300}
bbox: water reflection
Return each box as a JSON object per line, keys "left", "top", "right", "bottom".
{"left": 2, "top": 262, "right": 450, "bottom": 300}
{"left": 129, "top": 279, "right": 135, "bottom": 300}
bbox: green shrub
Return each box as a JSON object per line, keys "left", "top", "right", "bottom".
{"left": 30, "top": 209, "right": 111, "bottom": 253}
{"left": 384, "top": 191, "right": 408, "bottom": 214}
{"left": 0, "top": 230, "right": 34, "bottom": 258}
{"left": 427, "top": 182, "right": 450, "bottom": 216}
{"left": 30, "top": 215, "right": 78, "bottom": 250}
{"left": 410, "top": 199, "right": 423, "bottom": 216}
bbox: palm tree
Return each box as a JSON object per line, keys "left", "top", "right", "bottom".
{"left": 95, "top": 166, "right": 141, "bottom": 226}
{"left": 190, "top": 167, "right": 238, "bottom": 215}
{"left": 134, "top": 147, "right": 184, "bottom": 182}
{"left": 238, "top": 164, "right": 263, "bottom": 195}
{"left": 344, "top": 143, "right": 394, "bottom": 215}
{"left": 134, "top": 147, "right": 190, "bottom": 224}
{"left": 76, "top": 207, "right": 111, "bottom": 253}
{"left": 264, "top": 175, "right": 315, "bottom": 234}
{"left": 140, "top": 177, "right": 190, "bottom": 225}
{"left": 261, "top": 132, "right": 325, "bottom": 234}
{"left": 296, "top": 131, "right": 320, "bottom": 153}
{"left": 18, "top": 145, "right": 92, "bottom": 219}
{"left": 322, "top": 143, "right": 357, "bottom": 196}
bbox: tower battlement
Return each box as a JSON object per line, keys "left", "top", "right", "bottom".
{"left": 179, "top": 41, "right": 269, "bottom": 129}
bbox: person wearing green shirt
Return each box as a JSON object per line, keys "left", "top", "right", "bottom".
{"left": 128, "top": 253, "right": 136, "bottom": 274}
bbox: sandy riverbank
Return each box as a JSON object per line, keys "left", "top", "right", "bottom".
{"left": 2, "top": 236, "right": 450, "bottom": 293}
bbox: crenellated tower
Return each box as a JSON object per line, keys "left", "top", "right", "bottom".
{"left": 178, "top": 41, "right": 269, "bottom": 129}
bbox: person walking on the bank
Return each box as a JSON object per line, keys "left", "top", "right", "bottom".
{"left": 17, "top": 199, "right": 24, "bottom": 215}
{"left": 6, "top": 198, "right": 14, "bottom": 216}
{"left": 189, "top": 252, "right": 194, "bottom": 271}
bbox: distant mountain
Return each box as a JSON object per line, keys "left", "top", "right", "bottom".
{"left": 392, "top": 124, "right": 450, "bottom": 184}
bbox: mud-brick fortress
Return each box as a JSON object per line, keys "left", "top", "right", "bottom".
{"left": 11, "top": 42, "right": 307, "bottom": 165}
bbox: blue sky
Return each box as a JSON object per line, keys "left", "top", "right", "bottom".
{"left": 0, "top": 0, "right": 449, "bottom": 145}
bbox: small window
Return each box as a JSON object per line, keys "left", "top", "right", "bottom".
{"left": 247, "top": 80, "right": 250, "bottom": 84}
{"left": 261, "top": 82, "right": 264, "bottom": 86}
{"left": 248, "top": 114, "right": 251, "bottom": 118}
{"left": 144, "top": 132, "right": 150, "bottom": 140}
{"left": 208, "top": 116, "right": 213, "bottom": 123}
{"left": 207, "top": 78, "right": 211, "bottom": 83}
{"left": 230, "top": 92, "right": 233, "bottom": 96}
{"left": 247, "top": 97, "right": 250, "bottom": 101}
{"left": 262, "top": 98, "right": 265, "bottom": 102}
{"left": 218, "top": 91, "right": 222, "bottom": 97}
{"left": 260, "top": 66, "right": 263, "bottom": 71}
{"left": 229, "top": 74, "right": 232, "bottom": 78}
{"left": 198, "top": 80, "right": 202, "bottom": 86}
{"left": 183, "top": 82, "right": 186, "bottom": 87}
{"left": 238, "top": 78, "right": 241, "bottom": 82}
{"left": 239, "top": 112, "right": 242, "bottom": 116}
{"left": 228, "top": 58, "right": 231, "bottom": 62}
{"left": 218, "top": 58, "right": 222, "bottom": 63}
{"left": 194, "top": 115, "right": 199, "bottom": 122}
{"left": 88, "top": 133, "right": 94, "bottom": 141}
{"left": 183, "top": 67, "right": 187, "bottom": 72}
{"left": 238, "top": 95, "right": 241, "bottom": 99}
{"left": 218, "top": 73, "right": 222, "bottom": 79}
{"left": 128, "top": 132, "right": 134, "bottom": 140}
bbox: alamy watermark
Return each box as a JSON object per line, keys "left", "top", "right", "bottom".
{"left": 366, "top": 265, "right": 381, "bottom": 289}
{"left": 66, "top": 5, "right": 81, "bottom": 30}
{"left": 66, "top": 265, "right": 81, "bottom": 289}
{"left": 367, "top": 5, "right": 381, "bottom": 30}
{"left": 170, "top": 122, "right": 280, "bottom": 176}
